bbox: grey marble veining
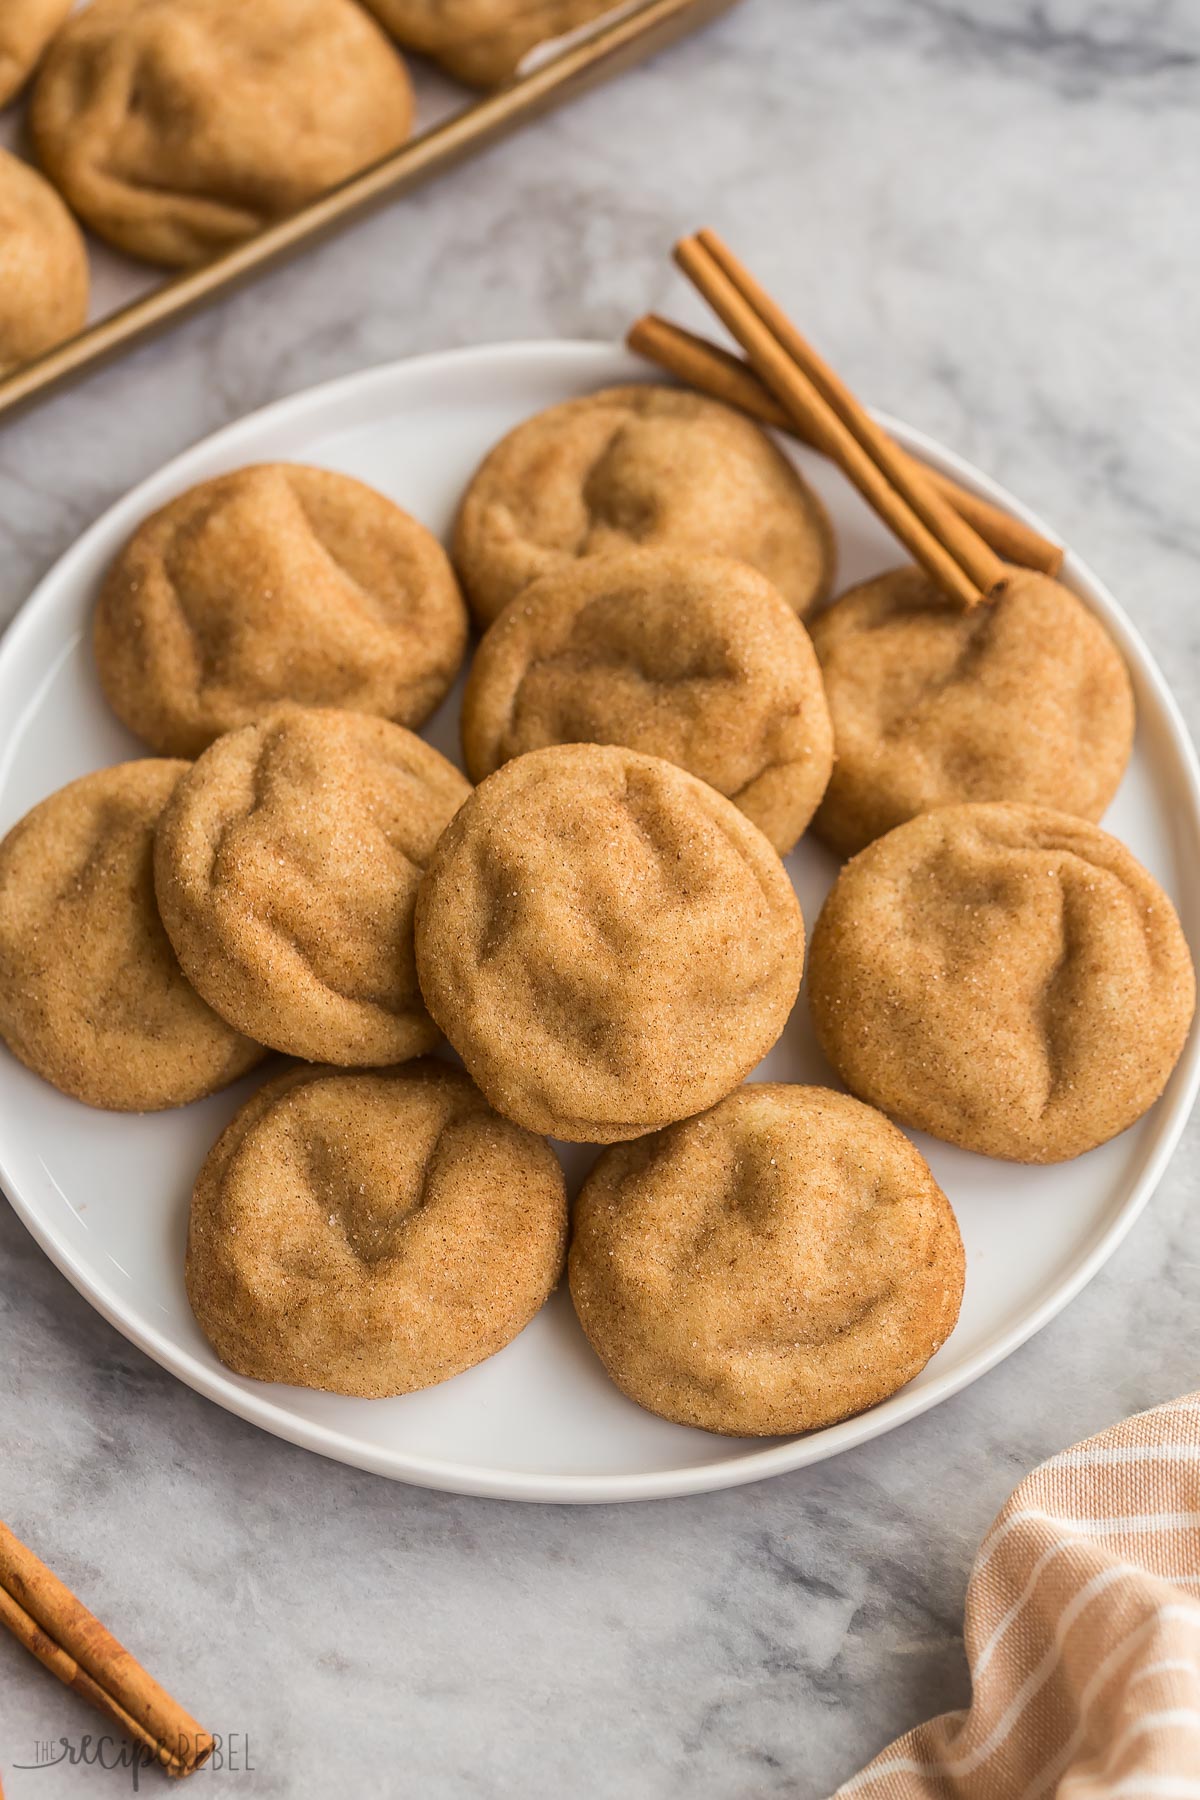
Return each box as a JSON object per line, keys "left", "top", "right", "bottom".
{"left": 2, "top": 1, "right": 1199, "bottom": 1793}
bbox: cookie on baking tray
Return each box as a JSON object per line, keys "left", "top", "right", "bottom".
{"left": 569, "top": 1083, "right": 965, "bottom": 1436}
{"left": 807, "top": 802, "right": 1196, "bottom": 1163}
{"left": 361, "top": 0, "right": 615, "bottom": 88}
{"left": 810, "top": 566, "right": 1135, "bottom": 857}
{"left": 0, "top": 0, "right": 72, "bottom": 107}
{"left": 452, "top": 384, "right": 835, "bottom": 628}
{"left": 31, "top": 0, "right": 414, "bottom": 266}
{"left": 461, "top": 551, "right": 833, "bottom": 854}
{"left": 414, "top": 742, "right": 805, "bottom": 1142}
{"left": 0, "top": 149, "right": 88, "bottom": 377}
{"left": 0, "top": 762, "right": 263, "bottom": 1111}
{"left": 154, "top": 708, "right": 471, "bottom": 1066}
{"left": 187, "top": 1059, "right": 567, "bottom": 1397}
{"left": 95, "top": 463, "right": 468, "bottom": 757}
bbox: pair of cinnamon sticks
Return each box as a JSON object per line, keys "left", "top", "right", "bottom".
{"left": 0, "top": 1520, "right": 210, "bottom": 1780}
{"left": 629, "top": 232, "right": 1062, "bottom": 597}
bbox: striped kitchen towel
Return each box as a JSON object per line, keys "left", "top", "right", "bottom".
{"left": 838, "top": 1394, "right": 1200, "bottom": 1798}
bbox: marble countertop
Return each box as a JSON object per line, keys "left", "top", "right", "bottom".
{"left": 2, "top": 1, "right": 1199, "bottom": 1792}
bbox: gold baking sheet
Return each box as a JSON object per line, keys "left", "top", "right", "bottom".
{"left": 0, "top": 0, "right": 741, "bottom": 424}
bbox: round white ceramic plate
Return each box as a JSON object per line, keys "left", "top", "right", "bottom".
{"left": 1, "top": 342, "right": 1197, "bottom": 1504}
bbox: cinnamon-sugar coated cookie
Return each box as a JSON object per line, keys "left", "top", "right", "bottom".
{"left": 453, "top": 385, "right": 835, "bottom": 628}
{"left": 808, "top": 803, "right": 1195, "bottom": 1163}
{"left": 187, "top": 1060, "right": 567, "bottom": 1397}
{"left": 0, "top": 763, "right": 263, "bottom": 1111}
{"left": 31, "top": 0, "right": 413, "bottom": 267}
{"left": 810, "top": 566, "right": 1135, "bottom": 856}
{"left": 95, "top": 464, "right": 468, "bottom": 757}
{"left": 0, "top": 0, "right": 72, "bottom": 106}
{"left": 0, "top": 150, "right": 88, "bottom": 377}
{"left": 461, "top": 552, "right": 833, "bottom": 854}
{"left": 570, "top": 1084, "right": 965, "bottom": 1437}
{"left": 414, "top": 744, "right": 805, "bottom": 1142}
{"left": 154, "top": 709, "right": 471, "bottom": 1065}
{"left": 363, "top": 0, "right": 615, "bottom": 86}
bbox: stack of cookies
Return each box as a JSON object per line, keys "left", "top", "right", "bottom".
{"left": 0, "top": 381, "right": 1193, "bottom": 1440}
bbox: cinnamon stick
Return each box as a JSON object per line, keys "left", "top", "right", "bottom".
{"left": 694, "top": 229, "right": 1011, "bottom": 601}
{"left": 0, "top": 1522, "right": 212, "bottom": 1780}
{"left": 673, "top": 232, "right": 1009, "bottom": 607}
{"left": 626, "top": 313, "right": 1063, "bottom": 578}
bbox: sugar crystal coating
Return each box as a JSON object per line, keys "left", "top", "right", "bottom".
{"left": 811, "top": 565, "right": 1135, "bottom": 856}
{"left": 808, "top": 802, "right": 1195, "bottom": 1162}
{"left": 155, "top": 707, "right": 471, "bottom": 1065}
{"left": 570, "top": 1083, "right": 965, "bottom": 1435}
{"left": 453, "top": 385, "right": 835, "bottom": 628}
{"left": 187, "top": 1059, "right": 568, "bottom": 1397}
{"left": 415, "top": 743, "right": 806, "bottom": 1141}
{"left": 0, "top": 761, "right": 263, "bottom": 1110}
{"left": 461, "top": 550, "right": 833, "bottom": 854}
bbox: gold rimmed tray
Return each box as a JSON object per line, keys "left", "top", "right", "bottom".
{"left": 0, "top": 0, "right": 739, "bottom": 424}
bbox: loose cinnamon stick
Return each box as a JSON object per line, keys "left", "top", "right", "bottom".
{"left": 0, "top": 1584, "right": 161, "bottom": 1760}
{"left": 673, "top": 232, "right": 1008, "bottom": 607}
{"left": 0, "top": 1522, "right": 212, "bottom": 1780}
{"left": 626, "top": 313, "right": 1063, "bottom": 578}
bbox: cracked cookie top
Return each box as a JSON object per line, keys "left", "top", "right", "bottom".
{"left": 187, "top": 1059, "right": 567, "bottom": 1397}
{"left": 154, "top": 707, "right": 471, "bottom": 1065}
{"left": 414, "top": 742, "right": 806, "bottom": 1142}
{"left": 810, "top": 565, "right": 1135, "bottom": 856}
{"left": 452, "top": 385, "right": 835, "bottom": 629}
{"left": 95, "top": 463, "right": 468, "bottom": 757}
{"left": 460, "top": 550, "right": 833, "bottom": 854}
{"left": 807, "top": 802, "right": 1195, "bottom": 1163}
{"left": 0, "top": 761, "right": 264, "bottom": 1110}
{"left": 569, "top": 1083, "right": 965, "bottom": 1436}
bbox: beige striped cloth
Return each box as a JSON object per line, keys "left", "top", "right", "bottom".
{"left": 839, "top": 1394, "right": 1200, "bottom": 1799}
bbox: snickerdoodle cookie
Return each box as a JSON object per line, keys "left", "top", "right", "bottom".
{"left": 414, "top": 743, "right": 805, "bottom": 1141}
{"left": 0, "top": 763, "right": 263, "bottom": 1111}
{"left": 453, "top": 385, "right": 835, "bottom": 628}
{"left": 155, "top": 709, "right": 471, "bottom": 1065}
{"left": 94, "top": 464, "right": 468, "bottom": 757}
{"left": 30, "top": 0, "right": 414, "bottom": 267}
{"left": 362, "top": 0, "right": 614, "bottom": 86}
{"left": 808, "top": 803, "right": 1195, "bottom": 1163}
{"left": 461, "top": 552, "right": 833, "bottom": 854}
{"left": 810, "top": 566, "right": 1135, "bottom": 857}
{"left": 0, "top": 0, "right": 72, "bottom": 106}
{"left": 0, "top": 150, "right": 88, "bottom": 377}
{"left": 570, "top": 1084, "right": 965, "bottom": 1436}
{"left": 187, "top": 1059, "right": 567, "bottom": 1396}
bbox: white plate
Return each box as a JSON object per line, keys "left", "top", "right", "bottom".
{"left": 1, "top": 341, "right": 1197, "bottom": 1504}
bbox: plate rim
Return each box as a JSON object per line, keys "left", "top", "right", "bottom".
{"left": 2, "top": 337, "right": 1198, "bottom": 1503}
